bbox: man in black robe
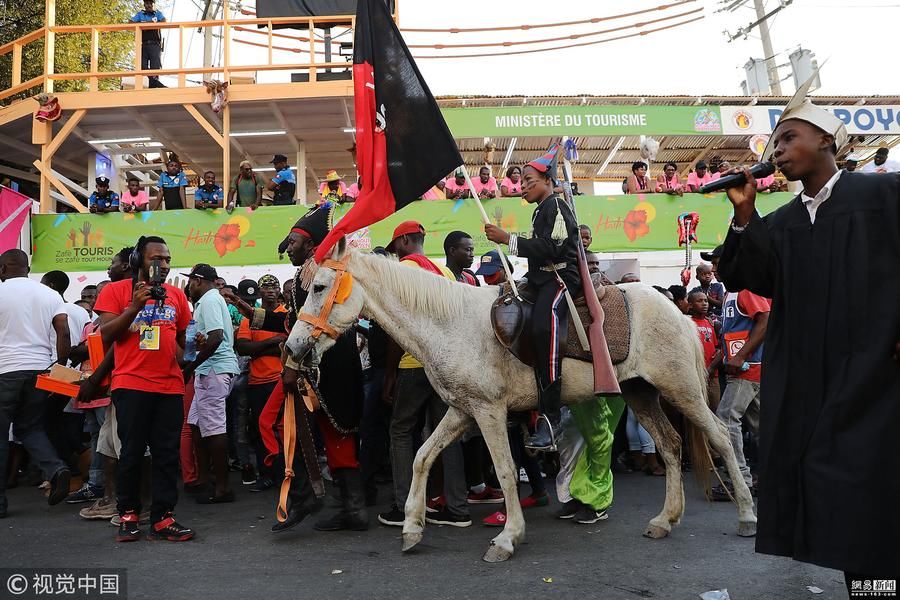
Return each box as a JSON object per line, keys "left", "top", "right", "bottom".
{"left": 230, "top": 205, "right": 365, "bottom": 533}
{"left": 717, "top": 96, "right": 900, "bottom": 583}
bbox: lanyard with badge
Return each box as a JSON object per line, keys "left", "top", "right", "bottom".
{"left": 136, "top": 260, "right": 167, "bottom": 350}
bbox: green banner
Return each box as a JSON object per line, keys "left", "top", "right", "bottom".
{"left": 441, "top": 105, "right": 724, "bottom": 138}
{"left": 31, "top": 193, "right": 792, "bottom": 272}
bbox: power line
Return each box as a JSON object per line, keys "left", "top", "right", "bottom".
{"left": 408, "top": 7, "right": 702, "bottom": 50}
{"left": 414, "top": 16, "right": 704, "bottom": 60}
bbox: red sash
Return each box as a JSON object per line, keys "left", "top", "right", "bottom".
{"left": 401, "top": 253, "right": 444, "bottom": 276}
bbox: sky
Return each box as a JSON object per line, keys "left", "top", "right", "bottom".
{"left": 162, "top": 0, "right": 900, "bottom": 98}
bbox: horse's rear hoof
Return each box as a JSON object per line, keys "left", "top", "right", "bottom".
{"left": 482, "top": 543, "right": 513, "bottom": 563}
{"left": 401, "top": 532, "right": 423, "bottom": 552}
{"left": 737, "top": 521, "right": 757, "bottom": 538}
{"left": 643, "top": 524, "right": 670, "bottom": 539}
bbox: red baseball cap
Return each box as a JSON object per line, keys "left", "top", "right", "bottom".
{"left": 386, "top": 220, "right": 426, "bottom": 253}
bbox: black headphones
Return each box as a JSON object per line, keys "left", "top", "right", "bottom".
{"left": 129, "top": 236, "right": 147, "bottom": 273}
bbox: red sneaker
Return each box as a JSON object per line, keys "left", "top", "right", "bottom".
{"left": 482, "top": 511, "right": 507, "bottom": 527}
{"left": 426, "top": 495, "right": 445, "bottom": 514}
{"left": 520, "top": 493, "right": 550, "bottom": 509}
{"left": 467, "top": 486, "right": 504, "bottom": 505}
{"left": 147, "top": 513, "right": 194, "bottom": 542}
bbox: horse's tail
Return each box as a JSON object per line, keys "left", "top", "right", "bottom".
{"left": 685, "top": 329, "right": 714, "bottom": 496}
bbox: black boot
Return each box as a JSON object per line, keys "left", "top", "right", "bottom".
{"left": 314, "top": 468, "right": 369, "bottom": 531}
{"left": 525, "top": 380, "right": 563, "bottom": 451}
{"left": 271, "top": 467, "right": 321, "bottom": 533}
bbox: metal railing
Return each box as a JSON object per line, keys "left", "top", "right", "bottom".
{"left": 0, "top": 15, "right": 358, "bottom": 103}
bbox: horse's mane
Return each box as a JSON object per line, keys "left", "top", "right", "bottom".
{"left": 353, "top": 250, "right": 492, "bottom": 321}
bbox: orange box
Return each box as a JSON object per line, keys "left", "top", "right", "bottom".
{"left": 87, "top": 332, "right": 109, "bottom": 387}
{"left": 36, "top": 374, "right": 81, "bottom": 397}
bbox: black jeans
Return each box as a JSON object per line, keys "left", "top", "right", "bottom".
{"left": 0, "top": 370, "right": 67, "bottom": 506}
{"left": 113, "top": 389, "right": 182, "bottom": 523}
{"left": 247, "top": 381, "right": 278, "bottom": 480}
{"left": 140, "top": 41, "right": 164, "bottom": 87}
{"left": 359, "top": 367, "right": 389, "bottom": 496}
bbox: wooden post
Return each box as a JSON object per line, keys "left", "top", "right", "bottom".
{"left": 308, "top": 19, "right": 316, "bottom": 83}
{"left": 33, "top": 118, "right": 53, "bottom": 212}
{"left": 178, "top": 26, "right": 186, "bottom": 88}
{"left": 222, "top": 103, "right": 231, "bottom": 202}
{"left": 89, "top": 28, "right": 99, "bottom": 91}
{"left": 133, "top": 24, "right": 143, "bottom": 90}
{"left": 44, "top": 0, "right": 56, "bottom": 93}
{"left": 267, "top": 20, "right": 273, "bottom": 65}
{"left": 12, "top": 43, "right": 22, "bottom": 87}
{"left": 223, "top": 5, "right": 231, "bottom": 83}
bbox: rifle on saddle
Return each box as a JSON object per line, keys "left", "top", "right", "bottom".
{"left": 558, "top": 144, "right": 621, "bottom": 396}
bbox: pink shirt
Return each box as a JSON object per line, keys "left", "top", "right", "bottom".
{"left": 655, "top": 174, "right": 682, "bottom": 193}
{"left": 120, "top": 189, "right": 149, "bottom": 208}
{"left": 755, "top": 174, "right": 775, "bottom": 190}
{"left": 472, "top": 176, "right": 498, "bottom": 196}
{"left": 686, "top": 171, "right": 714, "bottom": 190}
{"left": 500, "top": 177, "right": 522, "bottom": 196}
{"left": 444, "top": 177, "right": 467, "bottom": 194}
{"left": 421, "top": 185, "right": 446, "bottom": 201}
{"left": 346, "top": 182, "right": 360, "bottom": 199}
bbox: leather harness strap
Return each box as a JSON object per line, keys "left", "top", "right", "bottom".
{"left": 297, "top": 256, "right": 350, "bottom": 340}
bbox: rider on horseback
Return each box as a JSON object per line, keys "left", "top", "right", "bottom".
{"left": 485, "top": 148, "right": 582, "bottom": 450}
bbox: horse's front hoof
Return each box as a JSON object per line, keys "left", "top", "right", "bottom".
{"left": 643, "top": 524, "right": 670, "bottom": 539}
{"left": 482, "top": 542, "right": 513, "bottom": 563}
{"left": 401, "top": 532, "right": 423, "bottom": 552}
{"left": 737, "top": 521, "right": 757, "bottom": 538}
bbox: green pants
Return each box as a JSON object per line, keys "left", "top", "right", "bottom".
{"left": 568, "top": 396, "right": 625, "bottom": 511}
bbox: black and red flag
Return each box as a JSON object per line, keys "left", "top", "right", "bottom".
{"left": 314, "top": 0, "right": 462, "bottom": 262}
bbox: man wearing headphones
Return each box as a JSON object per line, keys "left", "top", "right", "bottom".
{"left": 93, "top": 236, "right": 195, "bottom": 542}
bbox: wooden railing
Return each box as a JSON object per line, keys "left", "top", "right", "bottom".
{"left": 0, "top": 15, "right": 358, "bottom": 103}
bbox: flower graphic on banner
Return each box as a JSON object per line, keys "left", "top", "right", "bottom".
{"left": 623, "top": 209, "right": 650, "bottom": 242}
{"left": 214, "top": 223, "right": 242, "bottom": 256}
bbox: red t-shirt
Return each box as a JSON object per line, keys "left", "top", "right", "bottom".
{"left": 94, "top": 279, "right": 191, "bottom": 395}
{"left": 691, "top": 315, "right": 719, "bottom": 369}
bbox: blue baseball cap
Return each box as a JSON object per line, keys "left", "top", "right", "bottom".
{"left": 475, "top": 250, "right": 512, "bottom": 277}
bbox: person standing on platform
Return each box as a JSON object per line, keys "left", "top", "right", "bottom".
{"left": 120, "top": 177, "right": 150, "bottom": 212}
{"left": 265, "top": 155, "right": 296, "bottom": 206}
{"left": 194, "top": 171, "right": 223, "bottom": 210}
{"left": 130, "top": 0, "right": 167, "bottom": 89}
{"left": 153, "top": 160, "right": 188, "bottom": 211}
{"left": 88, "top": 177, "right": 120, "bottom": 213}
{"left": 227, "top": 161, "right": 263, "bottom": 212}
{"left": 717, "top": 93, "right": 900, "bottom": 584}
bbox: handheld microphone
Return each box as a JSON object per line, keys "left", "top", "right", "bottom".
{"left": 698, "top": 162, "right": 776, "bottom": 194}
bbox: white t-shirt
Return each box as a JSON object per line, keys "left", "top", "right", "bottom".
{"left": 0, "top": 277, "right": 67, "bottom": 374}
{"left": 49, "top": 303, "right": 92, "bottom": 363}
{"left": 859, "top": 159, "right": 900, "bottom": 174}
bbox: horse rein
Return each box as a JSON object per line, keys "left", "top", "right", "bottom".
{"left": 297, "top": 255, "right": 353, "bottom": 340}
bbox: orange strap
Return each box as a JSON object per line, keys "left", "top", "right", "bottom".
{"left": 276, "top": 391, "right": 297, "bottom": 523}
{"left": 297, "top": 256, "right": 352, "bottom": 340}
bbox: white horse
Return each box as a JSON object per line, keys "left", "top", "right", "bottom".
{"left": 286, "top": 238, "right": 757, "bottom": 562}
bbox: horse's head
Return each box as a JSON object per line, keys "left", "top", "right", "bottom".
{"left": 285, "top": 236, "right": 365, "bottom": 366}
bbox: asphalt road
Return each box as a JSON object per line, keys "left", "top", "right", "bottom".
{"left": 1, "top": 472, "right": 845, "bottom": 600}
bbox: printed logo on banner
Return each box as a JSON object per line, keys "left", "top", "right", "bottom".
{"left": 51, "top": 221, "right": 115, "bottom": 267}
{"left": 693, "top": 108, "right": 722, "bottom": 132}
{"left": 732, "top": 109, "right": 753, "bottom": 130}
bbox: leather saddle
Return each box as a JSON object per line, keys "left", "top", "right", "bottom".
{"left": 491, "top": 280, "right": 631, "bottom": 368}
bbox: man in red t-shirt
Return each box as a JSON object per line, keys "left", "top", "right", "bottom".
{"left": 687, "top": 290, "right": 723, "bottom": 412}
{"left": 94, "top": 235, "right": 194, "bottom": 543}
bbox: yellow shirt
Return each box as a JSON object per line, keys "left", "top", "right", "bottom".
{"left": 397, "top": 258, "right": 455, "bottom": 369}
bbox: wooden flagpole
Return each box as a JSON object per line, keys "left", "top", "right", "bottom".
{"left": 460, "top": 167, "right": 519, "bottom": 297}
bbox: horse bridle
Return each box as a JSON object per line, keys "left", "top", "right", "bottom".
{"left": 297, "top": 255, "right": 352, "bottom": 340}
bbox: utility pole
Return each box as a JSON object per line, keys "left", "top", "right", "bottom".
{"left": 753, "top": 0, "right": 782, "bottom": 95}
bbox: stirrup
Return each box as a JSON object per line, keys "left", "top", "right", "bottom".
{"left": 524, "top": 414, "right": 558, "bottom": 452}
